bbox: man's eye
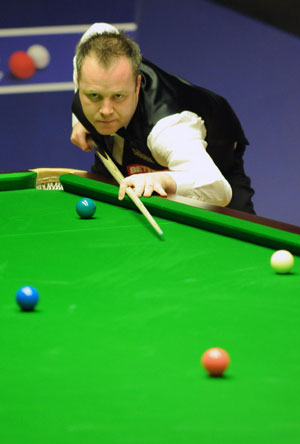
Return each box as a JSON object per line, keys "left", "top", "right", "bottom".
{"left": 89, "top": 94, "right": 99, "bottom": 101}
{"left": 114, "top": 94, "right": 124, "bottom": 100}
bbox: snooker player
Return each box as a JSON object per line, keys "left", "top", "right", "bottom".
{"left": 71, "top": 23, "right": 255, "bottom": 213}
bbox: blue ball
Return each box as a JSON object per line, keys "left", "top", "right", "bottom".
{"left": 16, "top": 286, "right": 39, "bottom": 311}
{"left": 76, "top": 198, "right": 96, "bottom": 219}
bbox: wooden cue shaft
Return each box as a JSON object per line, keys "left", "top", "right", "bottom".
{"left": 89, "top": 141, "right": 164, "bottom": 236}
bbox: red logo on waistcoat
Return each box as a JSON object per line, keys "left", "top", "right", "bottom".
{"left": 126, "top": 164, "right": 159, "bottom": 175}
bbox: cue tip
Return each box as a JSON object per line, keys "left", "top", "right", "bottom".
{"left": 157, "top": 230, "right": 164, "bottom": 240}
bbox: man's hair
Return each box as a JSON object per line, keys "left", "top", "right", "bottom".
{"left": 76, "top": 31, "right": 142, "bottom": 81}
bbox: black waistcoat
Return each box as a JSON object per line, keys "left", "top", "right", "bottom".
{"left": 72, "top": 58, "right": 249, "bottom": 176}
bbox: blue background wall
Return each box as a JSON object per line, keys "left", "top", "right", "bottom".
{"left": 1, "top": 0, "right": 299, "bottom": 226}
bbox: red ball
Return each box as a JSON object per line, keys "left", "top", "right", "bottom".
{"left": 8, "top": 51, "right": 35, "bottom": 79}
{"left": 201, "top": 347, "right": 230, "bottom": 376}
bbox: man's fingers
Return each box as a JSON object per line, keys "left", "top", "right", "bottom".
{"left": 78, "top": 133, "right": 92, "bottom": 151}
{"left": 118, "top": 176, "right": 146, "bottom": 200}
{"left": 118, "top": 177, "right": 137, "bottom": 200}
{"left": 70, "top": 123, "right": 91, "bottom": 151}
{"left": 134, "top": 178, "right": 146, "bottom": 197}
{"left": 143, "top": 177, "right": 155, "bottom": 197}
{"left": 144, "top": 176, "right": 167, "bottom": 197}
{"left": 143, "top": 184, "right": 154, "bottom": 197}
{"left": 118, "top": 174, "right": 169, "bottom": 200}
{"left": 118, "top": 181, "right": 128, "bottom": 200}
{"left": 153, "top": 184, "right": 167, "bottom": 197}
{"left": 70, "top": 136, "right": 90, "bottom": 151}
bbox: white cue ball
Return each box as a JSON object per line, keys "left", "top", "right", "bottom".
{"left": 27, "top": 44, "right": 50, "bottom": 69}
{"left": 270, "top": 250, "right": 294, "bottom": 274}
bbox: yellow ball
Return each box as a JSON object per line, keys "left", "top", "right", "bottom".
{"left": 270, "top": 250, "right": 294, "bottom": 274}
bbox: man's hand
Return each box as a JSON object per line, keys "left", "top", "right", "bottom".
{"left": 70, "top": 122, "right": 91, "bottom": 151}
{"left": 118, "top": 172, "right": 176, "bottom": 200}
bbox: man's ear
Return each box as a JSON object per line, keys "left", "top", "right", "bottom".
{"left": 136, "top": 73, "right": 142, "bottom": 94}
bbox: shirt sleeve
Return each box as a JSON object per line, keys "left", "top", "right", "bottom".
{"left": 72, "top": 23, "right": 119, "bottom": 127}
{"left": 147, "top": 111, "right": 232, "bottom": 206}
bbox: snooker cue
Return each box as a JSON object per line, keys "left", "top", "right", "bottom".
{"left": 87, "top": 137, "right": 164, "bottom": 237}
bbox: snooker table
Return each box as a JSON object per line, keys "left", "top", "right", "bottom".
{"left": 0, "top": 170, "right": 300, "bottom": 444}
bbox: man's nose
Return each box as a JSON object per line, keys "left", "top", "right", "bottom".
{"left": 99, "top": 99, "right": 113, "bottom": 116}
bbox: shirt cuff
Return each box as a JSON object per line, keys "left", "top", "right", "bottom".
{"left": 167, "top": 171, "right": 232, "bottom": 206}
{"left": 72, "top": 113, "right": 79, "bottom": 127}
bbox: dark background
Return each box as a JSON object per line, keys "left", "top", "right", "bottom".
{"left": 211, "top": 0, "right": 300, "bottom": 37}
{"left": 1, "top": 0, "right": 299, "bottom": 225}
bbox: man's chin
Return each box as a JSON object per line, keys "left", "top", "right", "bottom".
{"left": 94, "top": 121, "right": 119, "bottom": 136}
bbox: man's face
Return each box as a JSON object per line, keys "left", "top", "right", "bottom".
{"left": 78, "top": 54, "right": 141, "bottom": 135}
